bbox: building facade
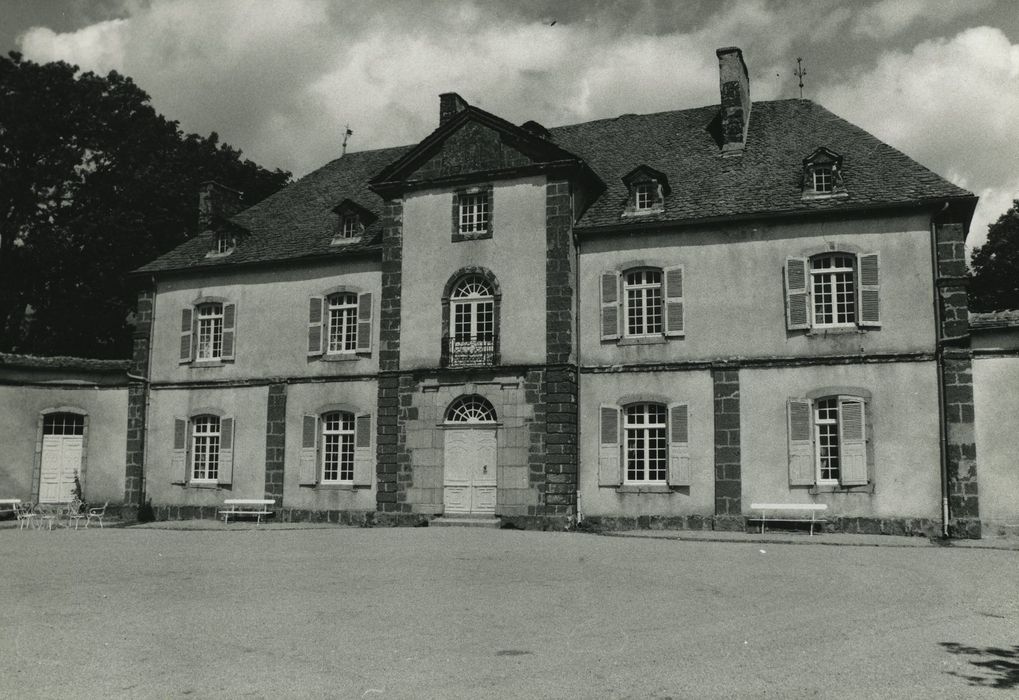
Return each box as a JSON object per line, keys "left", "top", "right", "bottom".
{"left": 62, "top": 46, "right": 1007, "bottom": 537}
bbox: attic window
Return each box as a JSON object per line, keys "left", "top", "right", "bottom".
{"left": 635, "top": 183, "right": 655, "bottom": 210}
{"left": 208, "top": 230, "right": 234, "bottom": 257}
{"left": 811, "top": 168, "right": 833, "bottom": 194}
{"left": 621, "top": 166, "right": 669, "bottom": 218}
{"left": 331, "top": 200, "right": 376, "bottom": 245}
{"left": 802, "top": 147, "right": 847, "bottom": 200}
{"left": 340, "top": 214, "right": 362, "bottom": 240}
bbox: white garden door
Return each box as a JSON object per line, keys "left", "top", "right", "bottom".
{"left": 39, "top": 434, "right": 83, "bottom": 503}
{"left": 443, "top": 429, "right": 497, "bottom": 515}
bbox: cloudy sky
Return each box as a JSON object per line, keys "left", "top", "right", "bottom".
{"left": 4, "top": 0, "right": 1018, "bottom": 250}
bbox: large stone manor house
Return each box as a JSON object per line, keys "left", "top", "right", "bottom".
{"left": 3, "top": 47, "right": 1017, "bottom": 538}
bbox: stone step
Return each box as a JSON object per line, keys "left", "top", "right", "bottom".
{"left": 430, "top": 515, "right": 502, "bottom": 528}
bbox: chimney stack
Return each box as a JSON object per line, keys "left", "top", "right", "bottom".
{"left": 716, "top": 47, "right": 751, "bottom": 154}
{"left": 198, "top": 181, "right": 244, "bottom": 231}
{"left": 439, "top": 92, "right": 468, "bottom": 126}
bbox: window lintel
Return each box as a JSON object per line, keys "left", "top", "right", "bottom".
{"left": 804, "top": 388, "right": 871, "bottom": 401}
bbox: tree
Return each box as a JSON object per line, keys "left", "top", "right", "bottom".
{"left": 969, "top": 199, "right": 1019, "bottom": 312}
{"left": 0, "top": 52, "right": 290, "bottom": 358}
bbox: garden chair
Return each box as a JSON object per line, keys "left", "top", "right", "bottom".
{"left": 66, "top": 498, "right": 86, "bottom": 530}
{"left": 85, "top": 501, "right": 109, "bottom": 529}
{"left": 15, "top": 502, "right": 38, "bottom": 530}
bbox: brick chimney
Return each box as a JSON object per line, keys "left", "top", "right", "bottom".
{"left": 439, "top": 92, "right": 468, "bottom": 126}
{"left": 716, "top": 47, "right": 751, "bottom": 154}
{"left": 198, "top": 181, "right": 244, "bottom": 231}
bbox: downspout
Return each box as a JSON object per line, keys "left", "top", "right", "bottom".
{"left": 573, "top": 190, "right": 583, "bottom": 525}
{"left": 930, "top": 204, "right": 950, "bottom": 537}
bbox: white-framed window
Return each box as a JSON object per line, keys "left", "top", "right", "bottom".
{"left": 624, "top": 269, "right": 663, "bottom": 337}
{"left": 810, "top": 254, "right": 856, "bottom": 327}
{"left": 458, "top": 192, "right": 490, "bottom": 236}
{"left": 190, "top": 415, "right": 220, "bottom": 482}
{"left": 212, "top": 231, "right": 234, "bottom": 255}
{"left": 787, "top": 396, "right": 868, "bottom": 487}
{"left": 321, "top": 411, "right": 355, "bottom": 483}
{"left": 340, "top": 214, "right": 361, "bottom": 240}
{"left": 326, "top": 293, "right": 359, "bottom": 354}
{"left": 447, "top": 275, "right": 495, "bottom": 367}
{"left": 811, "top": 167, "right": 834, "bottom": 194}
{"left": 634, "top": 182, "right": 655, "bottom": 210}
{"left": 445, "top": 395, "right": 498, "bottom": 423}
{"left": 785, "top": 253, "right": 880, "bottom": 331}
{"left": 624, "top": 403, "right": 668, "bottom": 483}
{"left": 196, "top": 303, "right": 224, "bottom": 360}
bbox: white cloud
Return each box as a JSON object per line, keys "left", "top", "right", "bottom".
{"left": 852, "top": 0, "right": 995, "bottom": 39}
{"left": 19, "top": 19, "right": 128, "bottom": 74}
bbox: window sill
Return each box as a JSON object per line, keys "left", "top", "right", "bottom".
{"left": 316, "top": 483, "right": 355, "bottom": 490}
{"left": 801, "top": 190, "right": 849, "bottom": 201}
{"left": 204, "top": 250, "right": 234, "bottom": 259}
{"left": 190, "top": 360, "right": 228, "bottom": 368}
{"left": 321, "top": 353, "right": 362, "bottom": 363}
{"left": 330, "top": 236, "right": 364, "bottom": 246}
{"left": 805, "top": 327, "right": 866, "bottom": 337}
{"left": 617, "top": 335, "right": 667, "bottom": 346}
{"left": 181, "top": 482, "right": 225, "bottom": 490}
{"left": 809, "top": 483, "right": 875, "bottom": 495}
{"left": 615, "top": 485, "right": 673, "bottom": 494}
{"left": 451, "top": 231, "right": 493, "bottom": 243}
{"left": 621, "top": 206, "right": 664, "bottom": 218}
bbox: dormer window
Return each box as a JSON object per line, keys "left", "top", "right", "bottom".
{"left": 340, "top": 214, "right": 362, "bottom": 240}
{"left": 621, "top": 166, "right": 670, "bottom": 217}
{"left": 331, "top": 200, "right": 376, "bottom": 245}
{"left": 802, "top": 147, "right": 847, "bottom": 199}
{"left": 214, "top": 231, "right": 234, "bottom": 255}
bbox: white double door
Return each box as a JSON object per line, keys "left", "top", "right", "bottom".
{"left": 39, "top": 435, "right": 83, "bottom": 503}
{"left": 443, "top": 429, "right": 497, "bottom": 515}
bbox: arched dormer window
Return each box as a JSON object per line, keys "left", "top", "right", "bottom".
{"left": 802, "top": 147, "right": 847, "bottom": 199}
{"left": 331, "top": 199, "right": 376, "bottom": 245}
{"left": 441, "top": 268, "right": 501, "bottom": 368}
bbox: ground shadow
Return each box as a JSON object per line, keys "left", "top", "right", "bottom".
{"left": 940, "top": 642, "right": 1019, "bottom": 689}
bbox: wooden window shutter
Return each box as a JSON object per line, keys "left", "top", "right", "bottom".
{"left": 785, "top": 258, "right": 810, "bottom": 330}
{"left": 218, "top": 417, "right": 234, "bottom": 485}
{"left": 600, "top": 271, "right": 620, "bottom": 341}
{"left": 667, "top": 402, "right": 691, "bottom": 486}
{"left": 179, "top": 308, "right": 193, "bottom": 363}
{"left": 857, "top": 253, "right": 881, "bottom": 327}
{"left": 299, "top": 414, "right": 319, "bottom": 486}
{"left": 663, "top": 265, "right": 685, "bottom": 337}
{"left": 221, "top": 303, "right": 236, "bottom": 360}
{"left": 353, "top": 413, "right": 373, "bottom": 486}
{"left": 171, "top": 417, "right": 188, "bottom": 484}
{"left": 598, "top": 405, "right": 622, "bottom": 486}
{"left": 356, "top": 292, "right": 373, "bottom": 353}
{"left": 307, "top": 296, "right": 324, "bottom": 356}
{"left": 787, "top": 398, "right": 815, "bottom": 486}
{"left": 838, "top": 398, "right": 868, "bottom": 485}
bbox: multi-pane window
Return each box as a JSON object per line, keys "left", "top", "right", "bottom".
{"left": 634, "top": 182, "right": 654, "bottom": 210}
{"left": 458, "top": 192, "right": 489, "bottom": 235}
{"left": 814, "top": 398, "right": 840, "bottom": 482}
{"left": 191, "top": 415, "right": 220, "bottom": 481}
{"left": 214, "top": 231, "right": 234, "bottom": 254}
{"left": 43, "top": 413, "right": 84, "bottom": 436}
{"left": 624, "top": 269, "right": 663, "bottom": 336}
{"left": 321, "top": 411, "right": 355, "bottom": 482}
{"left": 341, "top": 215, "right": 361, "bottom": 239}
{"left": 196, "top": 303, "right": 224, "bottom": 360}
{"left": 810, "top": 255, "right": 855, "bottom": 327}
{"left": 811, "top": 167, "right": 833, "bottom": 193}
{"left": 624, "top": 403, "right": 668, "bottom": 483}
{"left": 327, "top": 293, "right": 358, "bottom": 354}
{"left": 448, "top": 276, "right": 495, "bottom": 367}
{"left": 445, "top": 395, "right": 497, "bottom": 423}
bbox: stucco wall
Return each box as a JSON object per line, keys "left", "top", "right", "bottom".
{"left": 579, "top": 370, "right": 716, "bottom": 517}
{"left": 740, "top": 361, "right": 940, "bottom": 518}
{"left": 0, "top": 385, "right": 127, "bottom": 504}
{"left": 579, "top": 214, "right": 935, "bottom": 365}
{"left": 150, "top": 259, "right": 381, "bottom": 383}
{"left": 973, "top": 356, "right": 1019, "bottom": 535}
{"left": 146, "top": 385, "right": 268, "bottom": 507}
{"left": 283, "top": 379, "right": 378, "bottom": 512}
{"left": 400, "top": 176, "right": 548, "bottom": 369}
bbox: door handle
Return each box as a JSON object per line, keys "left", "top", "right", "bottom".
{"left": 482, "top": 465, "right": 488, "bottom": 473}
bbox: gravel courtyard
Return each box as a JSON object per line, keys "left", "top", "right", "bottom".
{"left": 2, "top": 526, "right": 1016, "bottom": 699}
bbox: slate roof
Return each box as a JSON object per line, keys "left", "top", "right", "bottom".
{"left": 0, "top": 353, "right": 131, "bottom": 372}
{"left": 138, "top": 99, "right": 973, "bottom": 275}
{"left": 970, "top": 310, "right": 1019, "bottom": 330}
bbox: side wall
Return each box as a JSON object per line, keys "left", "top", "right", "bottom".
{"left": 973, "top": 355, "right": 1019, "bottom": 537}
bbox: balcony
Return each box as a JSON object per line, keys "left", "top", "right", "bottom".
{"left": 443, "top": 336, "right": 496, "bottom": 368}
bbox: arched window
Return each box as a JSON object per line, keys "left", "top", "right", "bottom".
{"left": 446, "top": 274, "right": 496, "bottom": 367}
{"left": 445, "top": 395, "right": 497, "bottom": 424}
{"left": 321, "top": 411, "right": 356, "bottom": 482}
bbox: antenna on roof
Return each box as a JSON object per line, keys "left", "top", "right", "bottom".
{"left": 341, "top": 124, "right": 353, "bottom": 156}
{"left": 794, "top": 57, "right": 806, "bottom": 99}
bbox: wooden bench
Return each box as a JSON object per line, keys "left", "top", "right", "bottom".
{"left": 749, "top": 503, "right": 828, "bottom": 536}
{"left": 219, "top": 498, "right": 275, "bottom": 524}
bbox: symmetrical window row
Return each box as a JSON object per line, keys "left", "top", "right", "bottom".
{"left": 599, "top": 402, "right": 690, "bottom": 487}
{"left": 171, "top": 414, "right": 235, "bottom": 486}
{"left": 299, "top": 411, "right": 373, "bottom": 487}
{"left": 788, "top": 395, "right": 869, "bottom": 487}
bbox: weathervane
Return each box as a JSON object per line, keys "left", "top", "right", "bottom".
{"left": 341, "top": 124, "right": 353, "bottom": 156}
{"left": 794, "top": 57, "right": 806, "bottom": 99}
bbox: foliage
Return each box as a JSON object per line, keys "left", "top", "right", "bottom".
{"left": 969, "top": 199, "right": 1019, "bottom": 312}
{"left": 0, "top": 52, "right": 291, "bottom": 357}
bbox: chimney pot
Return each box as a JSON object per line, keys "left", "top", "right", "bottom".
{"left": 716, "top": 47, "right": 751, "bottom": 154}
{"left": 439, "top": 92, "right": 468, "bottom": 126}
{"left": 198, "top": 181, "right": 244, "bottom": 231}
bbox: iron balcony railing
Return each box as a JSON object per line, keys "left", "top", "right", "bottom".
{"left": 443, "top": 336, "right": 497, "bottom": 368}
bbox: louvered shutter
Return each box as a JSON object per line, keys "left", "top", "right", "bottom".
{"left": 838, "top": 398, "right": 868, "bottom": 485}
{"left": 218, "top": 417, "right": 234, "bottom": 485}
{"left": 857, "top": 253, "right": 881, "bottom": 327}
{"left": 600, "top": 271, "right": 620, "bottom": 341}
{"left": 785, "top": 258, "right": 810, "bottom": 330}
{"left": 598, "top": 405, "right": 622, "bottom": 486}
{"left": 179, "top": 308, "right": 193, "bottom": 363}
{"left": 356, "top": 292, "right": 373, "bottom": 353}
{"left": 299, "top": 414, "right": 319, "bottom": 485}
{"left": 220, "top": 303, "right": 236, "bottom": 360}
{"left": 353, "top": 413, "right": 373, "bottom": 486}
{"left": 663, "top": 265, "right": 685, "bottom": 338}
{"left": 307, "top": 297, "right": 324, "bottom": 356}
{"left": 787, "top": 398, "right": 814, "bottom": 486}
{"left": 667, "top": 403, "right": 691, "bottom": 486}
{"left": 171, "top": 417, "right": 188, "bottom": 484}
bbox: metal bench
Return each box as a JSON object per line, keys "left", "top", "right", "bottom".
{"left": 748, "top": 503, "right": 828, "bottom": 536}
{"left": 219, "top": 498, "right": 275, "bottom": 524}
